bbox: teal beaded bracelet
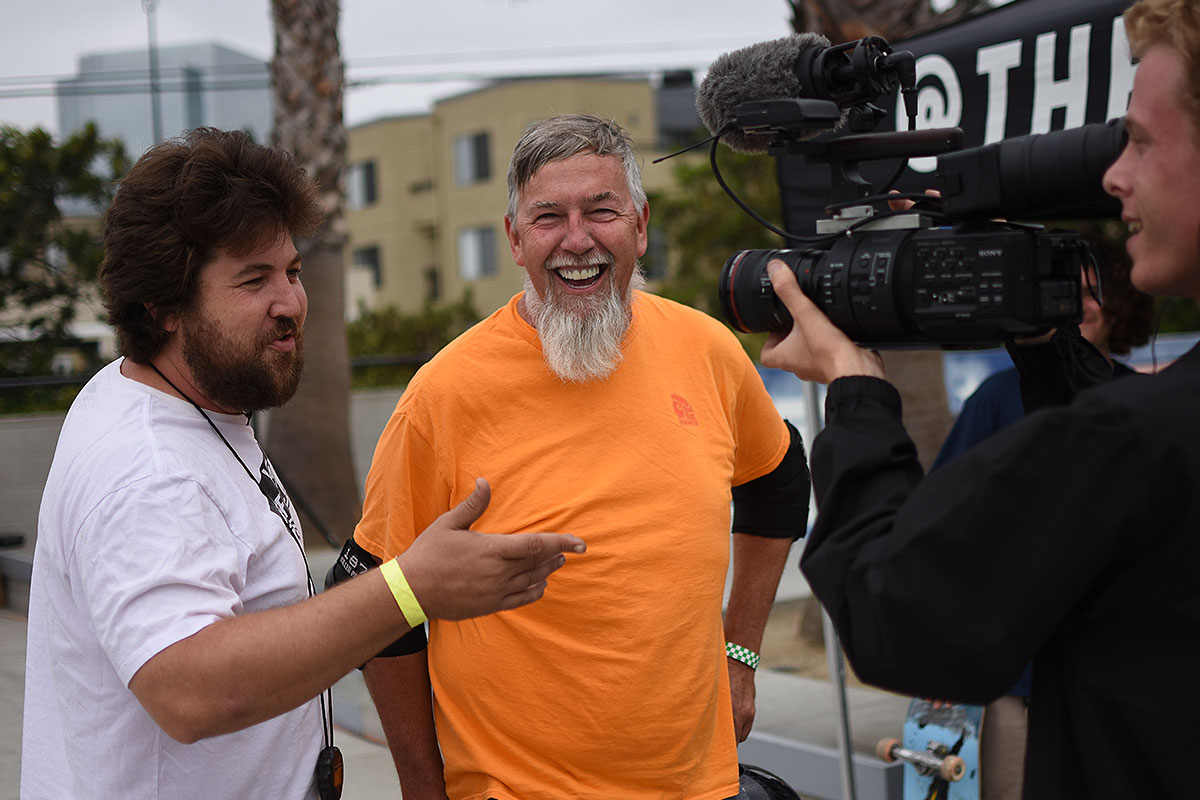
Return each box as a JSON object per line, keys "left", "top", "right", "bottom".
{"left": 725, "top": 641, "right": 760, "bottom": 670}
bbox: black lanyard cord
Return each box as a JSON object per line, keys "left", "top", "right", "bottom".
{"left": 146, "top": 361, "right": 337, "bottom": 753}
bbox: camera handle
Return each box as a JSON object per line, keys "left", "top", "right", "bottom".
{"left": 771, "top": 127, "right": 965, "bottom": 208}
{"left": 815, "top": 206, "right": 934, "bottom": 236}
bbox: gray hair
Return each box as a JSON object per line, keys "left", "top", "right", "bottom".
{"left": 505, "top": 114, "right": 647, "bottom": 221}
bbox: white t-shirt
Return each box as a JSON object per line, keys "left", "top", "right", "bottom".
{"left": 22, "top": 359, "right": 322, "bottom": 799}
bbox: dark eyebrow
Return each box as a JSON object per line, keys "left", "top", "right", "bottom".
{"left": 233, "top": 251, "right": 302, "bottom": 280}
{"left": 585, "top": 191, "right": 619, "bottom": 205}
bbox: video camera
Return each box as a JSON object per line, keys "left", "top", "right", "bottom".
{"left": 709, "top": 39, "right": 1126, "bottom": 348}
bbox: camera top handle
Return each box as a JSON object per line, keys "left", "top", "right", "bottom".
{"left": 773, "top": 127, "right": 965, "bottom": 210}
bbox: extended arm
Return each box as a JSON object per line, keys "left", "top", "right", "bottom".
{"left": 128, "top": 479, "right": 584, "bottom": 743}
{"left": 129, "top": 559, "right": 413, "bottom": 743}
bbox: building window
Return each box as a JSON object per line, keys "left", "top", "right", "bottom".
{"left": 457, "top": 227, "right": 496, "bottom": 280}
{"left": 347, "top": 161, "right": 377, "bottom": 210}
{"left": 643, "top": 227, "right": 668, "bottom": 281}
{"left": 423, "top": 267, "right": 441, "bottom": 303}
{"left": 453, "top": 131, "right": 490, "bottom": 186}
{"left": 352, "top": 244, "right": 382, "bottom": 288}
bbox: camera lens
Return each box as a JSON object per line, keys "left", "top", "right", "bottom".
{"left": 719, "top": 249, "right": 796, "bottom": 333}
{"left": 718, "top": 227, "right": 1083, "bottom": 346}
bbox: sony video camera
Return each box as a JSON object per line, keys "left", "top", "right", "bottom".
{"left": 708, "top": 39, "right": 1125, "bottom": 348}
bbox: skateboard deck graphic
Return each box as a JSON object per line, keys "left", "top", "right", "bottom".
{"left": 876, "top": 698, "right": 983, "bottom": 800}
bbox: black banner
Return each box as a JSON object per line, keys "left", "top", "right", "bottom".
{"left": 777, "top": 0, "right": 1135, "bottom": 236}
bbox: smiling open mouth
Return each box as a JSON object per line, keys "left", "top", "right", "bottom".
{"left": 555, "top": 264, "right": 608, "bottom": 289}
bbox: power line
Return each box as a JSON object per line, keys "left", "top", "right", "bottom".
{"left": 0, "top": 36, "right": 742, "bottom": 101}
{"left": 0, "top": 61, "right": 268, "bottom": 87}
{"left": 0, "top": 69, "right": 683, "bottom": 101}
{"left": 345, "top": 37, "right": 752, "bottom": 67}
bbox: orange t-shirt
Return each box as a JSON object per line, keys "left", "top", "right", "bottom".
{"left": 355, "top": 292, "right": 788, "bottom": 800}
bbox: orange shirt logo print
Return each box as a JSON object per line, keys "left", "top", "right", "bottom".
{"left": 671, "top": 393, "right": 699, "bottom": 426}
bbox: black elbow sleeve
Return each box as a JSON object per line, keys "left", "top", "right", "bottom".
{"left": 326, "top": 537, "right": 428, "bottom": 658}
{"left": 731, "top": 420, "right": 811, "bottom": 539}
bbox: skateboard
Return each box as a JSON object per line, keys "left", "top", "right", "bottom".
{"left": 876, "top": 698, "right": 983, "bottom": 800}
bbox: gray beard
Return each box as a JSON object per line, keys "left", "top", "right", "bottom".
{"left": 523, "top": 265, "right": 646, "bottom": 383}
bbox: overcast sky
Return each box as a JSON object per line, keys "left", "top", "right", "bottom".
{"left": 0, "top": 0, "right": 800, "bottom": 136}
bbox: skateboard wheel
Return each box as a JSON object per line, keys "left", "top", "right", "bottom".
{"left": 875, "top": 738, "right": 900, "bottom": 762}
{"left": 939, "top": 754, "right": 965, "bottom": 782}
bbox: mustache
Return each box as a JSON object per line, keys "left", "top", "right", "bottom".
{"left": 265, "top": 318, "right": 301, "bottom": 343}
{"left": 274, "top": 319, "right": 299, "bottom": 337}
{"left": 545, "top": 252, "right": 615, "bottom": 270}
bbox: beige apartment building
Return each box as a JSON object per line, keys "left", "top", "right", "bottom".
{"left": 345, "top": 74, "right": 701, "bottom": 319}
{"left": 3, "top": 73, "right": 702, "bottom": 381}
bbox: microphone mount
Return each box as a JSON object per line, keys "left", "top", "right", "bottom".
{"left": 795, "top": 36, "right": 918, "bottom": 132}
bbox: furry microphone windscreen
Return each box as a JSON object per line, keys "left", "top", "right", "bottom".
{"left": 696, "top": 32, "right": 832, "bottom": 153}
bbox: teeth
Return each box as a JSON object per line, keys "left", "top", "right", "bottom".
{"left": 1128, "top": 221, "right": 1143, "bottom": 235}
{"left": 558, "top": 266, "right": 601, "bottom": 281}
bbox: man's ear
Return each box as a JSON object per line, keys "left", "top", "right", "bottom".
{"left": 145, "top": 302, "right": 180, "bottom": 333}
{"left": 504, "top": 215, "right": 526, "bottom": 267}
{"left": 635, "top": 198, "right": 650, "bottom": 258}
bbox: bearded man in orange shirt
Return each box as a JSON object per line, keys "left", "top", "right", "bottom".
{"left": 331, "top": 114, "right": 810, "bottom": 800}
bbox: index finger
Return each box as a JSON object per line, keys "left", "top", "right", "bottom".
{"left": 498, "top": 532, "right": 587, "bottom": 561}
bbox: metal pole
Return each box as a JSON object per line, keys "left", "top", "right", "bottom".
{"left": 142, "top": 0, "right": 163, "bottom": 144}
{"left": 803, "top": 379, "right": 858, "bottom": 800}
{"left": 823, "top": 607, "right": 858, "bottom": 800}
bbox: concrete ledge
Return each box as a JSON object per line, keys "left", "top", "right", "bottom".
{"left": 0, "top": 551, "right": 32, "bottom": 615}
{"left": 0, "top": 552, "right": 32, "bottom": 583}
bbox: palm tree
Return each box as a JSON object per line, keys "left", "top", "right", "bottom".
{"left": 267, "top": 0, "right": 361, "bottom": 546}
{"left": 788, "top": 0, "right": 991, "bottom": 44}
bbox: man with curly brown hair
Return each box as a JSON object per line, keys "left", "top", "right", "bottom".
{"left": 21, "top": 128, "right": 584, "bottom": 800}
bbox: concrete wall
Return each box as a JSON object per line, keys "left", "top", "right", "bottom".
{"left": 0, "top": 414, "right": 62, "bottom": 557}
{"left": 0, "top": 388, "right": 405, "bottom": 557}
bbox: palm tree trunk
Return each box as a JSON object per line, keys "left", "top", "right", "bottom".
{"left": 266, "top": 0, "right": 360, "bottom": 546}
{"left": 880, "top": 350, "right": 954, "bottom": 470}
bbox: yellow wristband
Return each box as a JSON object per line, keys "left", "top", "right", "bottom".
{"left": 379, "top": 557, "right": 428, "bottom": 627}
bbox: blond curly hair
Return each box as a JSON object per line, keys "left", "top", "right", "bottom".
{"left": 1124, "top": 0, "right": 1200, "bottom": 135}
